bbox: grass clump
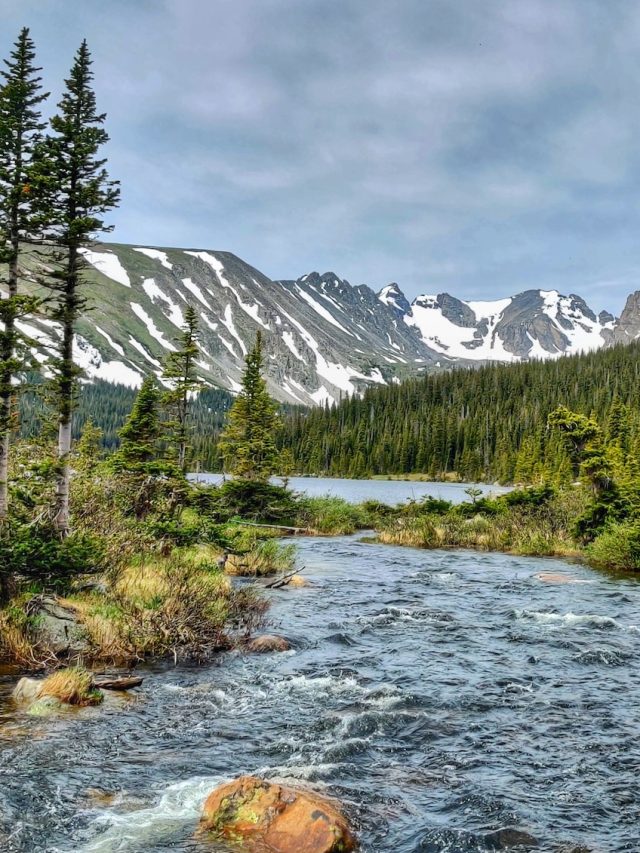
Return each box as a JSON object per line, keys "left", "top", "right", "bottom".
{"left": 378, "top": 486, "right": 586, "bottom": 559}
{"left": 225, "top": 540, "right": 297, "bottom": 577}
{"left": 296, "top": 496, "right": 370, "bottom": 535}
{"left": 38, "top": 667, "right": 103, "bottom": 706}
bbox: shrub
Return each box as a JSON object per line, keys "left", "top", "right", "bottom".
{"left": 0, "top": 522, "right": 104, "bottom": 596}
{"left": 588, "top": 521, "right": 640, "bottom": 572}
{"left": 202, "top": 480, "right": 299, "bottom": 524}
{"left": 296, "top": 496, "right": 369, "bottom": 534}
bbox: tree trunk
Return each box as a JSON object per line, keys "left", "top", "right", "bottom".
{"left": 55, "top": 271, "right": 76, "bottom": 536}
{"left": 0, "top": 420, "right": 9, "bottom": 522}
{"left": 55, "top": 415, "right": 72, "bottom": 535}
{"left": 0, "top": 226, "right": 20, "bottom": 522}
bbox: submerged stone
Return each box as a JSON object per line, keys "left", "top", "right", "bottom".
{"left": 247, "top": 634, "right": 291, "bottom": 653}
{"left": 12, "top": 677, "right": 41, "bottom": 706}
{"left": 26, "top": 696, "right": 66, "bottom": 717}
{"left": 287, "top": 574, "right": 312, "bottom": 587}
{"left": 200, "top": 775, "right": 357, "bottom": 852}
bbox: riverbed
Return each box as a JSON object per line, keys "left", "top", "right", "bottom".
{"left": 1, "top": 502, "right": 640, "bottom": 850}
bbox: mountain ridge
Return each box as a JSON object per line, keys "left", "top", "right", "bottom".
{"left": 4, "top": 240, "right": 640, "bottom": 405}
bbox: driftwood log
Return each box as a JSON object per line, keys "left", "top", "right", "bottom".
{"left": 92, "top": 676, "right": 143, "bottom": 691}
{"left": 232, "top": 521, "right": 310, "bottom": 534}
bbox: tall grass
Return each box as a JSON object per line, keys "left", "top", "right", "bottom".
{"left": 296, "top": 496, "right": 370, "bottom": 534}
{"left": 378, "top": 489, "right": 587, "bottom": 559}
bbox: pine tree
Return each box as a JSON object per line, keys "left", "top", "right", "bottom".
{"left": 161, "top": 304, "right": 201, "bottom": 473}
{"left": 0, "top": 28, "right": 48, "bottom": 521}
{"left": 74, "top": 419, "right": 103, "bottom": 474}
{"left": 218, "top": 331, "right": 279, "bottom": 481}
{"left": 112, "top": 377, "right": 162, "bottom": 475}
{"left": 111, "top": 377, "right": 163, "bottom": 519}
{"left": 35, "top": 41, "right": 119, "bottom": 534}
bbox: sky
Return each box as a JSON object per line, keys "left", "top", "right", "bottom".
{"left": 2, "top": 0, "right": 640, "bottom": 314}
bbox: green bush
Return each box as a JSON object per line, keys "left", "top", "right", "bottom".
{"left": 0, "top": 522, "right": 104, "bottom": 598}
{"left": 201, "top": 480, "right": 299, "bottom": 524}
{"left": 296, "top": 495, "right": 369, "bottom": 534}
{"left": 587, "top": 521, "right": 640, "bottom": 571}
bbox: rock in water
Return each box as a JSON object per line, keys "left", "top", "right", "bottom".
{"left": 12, "top": 677, "right": 41, "bottom": 705}
{"left": 287, "top": 574, "right": 311, "bottom": 587}
{"left": 247, "top": 634, "right": 291, "bottom": 653}
{"left": 200, "top": 775, "right": 356, "bottom": 852}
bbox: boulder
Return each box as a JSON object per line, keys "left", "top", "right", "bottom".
{"left": 12, "top": 677, "right": 42, "bottom": 705}
{"left": 29, "top": 596, "right": 90, "bottom": 657}
{"left": 287, "top": 575, "right": 311, "bottom": 588}
{"left": 247, "top": 634, "right": 291, "bottom": 653}
{"left": 534, "top": 572, "right": 575, "bottom": 583}
{"left": 485, "top": 828, "right": 538, "bottom": 849}
{"left": 200, "top": 775, "right": 356, "bottom": 852}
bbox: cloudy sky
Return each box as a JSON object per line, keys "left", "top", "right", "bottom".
{"left": 2, "top": 0, "right": 640, "bottom": 313}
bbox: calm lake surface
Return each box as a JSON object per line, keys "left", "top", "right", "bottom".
{"left": 189, "top": 474, "right": 512, "bottom": 505}
{"left": 1, "top": 480, "right": 639, "bottom": 851}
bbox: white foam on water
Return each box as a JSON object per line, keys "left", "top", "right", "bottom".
{"left": 77, "top": 775, "right": 223, "bottom": 853}
{"left": 514, "top": 609, "right": 619, "bottom": 629}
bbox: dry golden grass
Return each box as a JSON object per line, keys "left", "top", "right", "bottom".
{"left": 0, "top": 612, "right": 40, "bottom": 668}
{"left": 38, "top": 667, "right": 103, "bottom": 706}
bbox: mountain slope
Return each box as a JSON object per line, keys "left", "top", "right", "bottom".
{"left": 8, "top": 244, "right": 450, "bottom": 405}
{"left": 5, "top": 240, "right": 638, "bottom": 404}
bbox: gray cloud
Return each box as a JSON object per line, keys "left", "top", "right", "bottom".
{"left": 2, "top": 0, "right": 640, "bottom": 312}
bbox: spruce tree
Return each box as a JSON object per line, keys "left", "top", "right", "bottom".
{"left": 35, "top": 41, "right": 119, "bottom": 534}
{"left": 111, "top": 376, "right": 163, "bottom": 519}
{"left": 218, "top": 331, "right": 279, "bottom": 481}
{"left": 161, "top": 304, "right": 201, "bottom": 473}
{"left": 0, "top": 28, "right": 48, "bottom": 521}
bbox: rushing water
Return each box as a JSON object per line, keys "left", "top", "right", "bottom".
{"left": 2, "top": 522, "right": 640, "bottom": 850}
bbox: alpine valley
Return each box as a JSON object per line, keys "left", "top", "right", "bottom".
{"left": 9, "top": 241, "right": 640, "bottom": 405}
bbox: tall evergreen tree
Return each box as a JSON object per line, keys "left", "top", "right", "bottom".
{"left": 35, "top": 40, "right": 119, "bottom": 534}
{"left": 111, "top": 376, "right": 163, "bottom": 519}
{"left": 218, "top": 331, "right": 279, "bottom": 481}
{"left": 112, "top": 377, "right": 161, "bottom": 475}
{"left": 161, "top": 304, "right": 201, "bottom": 473}
{"left": 0, "top": 28, "right": 48, "bottom": 521}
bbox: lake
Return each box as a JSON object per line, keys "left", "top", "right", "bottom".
{"left": 188, "top": 474, "right": 512, "bottom": 505}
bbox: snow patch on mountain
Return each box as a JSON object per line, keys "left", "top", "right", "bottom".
{"left": 130, "top": 303, "right": 176, "bottom": 351}
{"left": 133, "top": 247, "right": 173, "bottom": 269}
{"left": 182, "top": 277, "right": 213, "bottom": 310}
{"left": 80, "top": 249, "right": 131, "bottom": 287}
{"left": 142, "top": 279, "right": 185, "bottom": 328}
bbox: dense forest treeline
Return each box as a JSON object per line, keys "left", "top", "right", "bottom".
{"left": 19, "top": 378, "right": 234, "bottom": 464}
{"left": 279, "top": 341, "right": 640, "bottom": 483}
{"left": 28, "top": 339, "right": 640, "bottom": 486}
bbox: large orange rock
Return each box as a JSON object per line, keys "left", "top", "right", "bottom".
{"left": 200, "top": 775, "right": 357, "bottom": 852}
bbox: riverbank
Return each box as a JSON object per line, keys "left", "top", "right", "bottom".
{"left": 376, "top": 484, "right": 640, "bottom": 572}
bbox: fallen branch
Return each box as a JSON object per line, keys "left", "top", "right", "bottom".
{"left": 232, "top": 521, "right": 310, "bottom": 534}
{"left": 263, "top": 566, "right": 305, "bottom": 590}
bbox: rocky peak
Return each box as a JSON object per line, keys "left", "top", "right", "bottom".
{"left": 378, "top": 282, "right": 412, "bottom": 316}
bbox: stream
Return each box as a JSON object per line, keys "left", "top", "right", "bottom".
{"left": 1, "top": 481, "right": 639, "bottom": 852}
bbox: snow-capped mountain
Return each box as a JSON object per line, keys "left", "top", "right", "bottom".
{"left": 382, "top": 287, "right": 618, "bottom": 362}
{"left": 6, "top": 240, "right": 638, "bottom": 405}
{"left": 8, "top": 244, "right": 452, "bottom": 405}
